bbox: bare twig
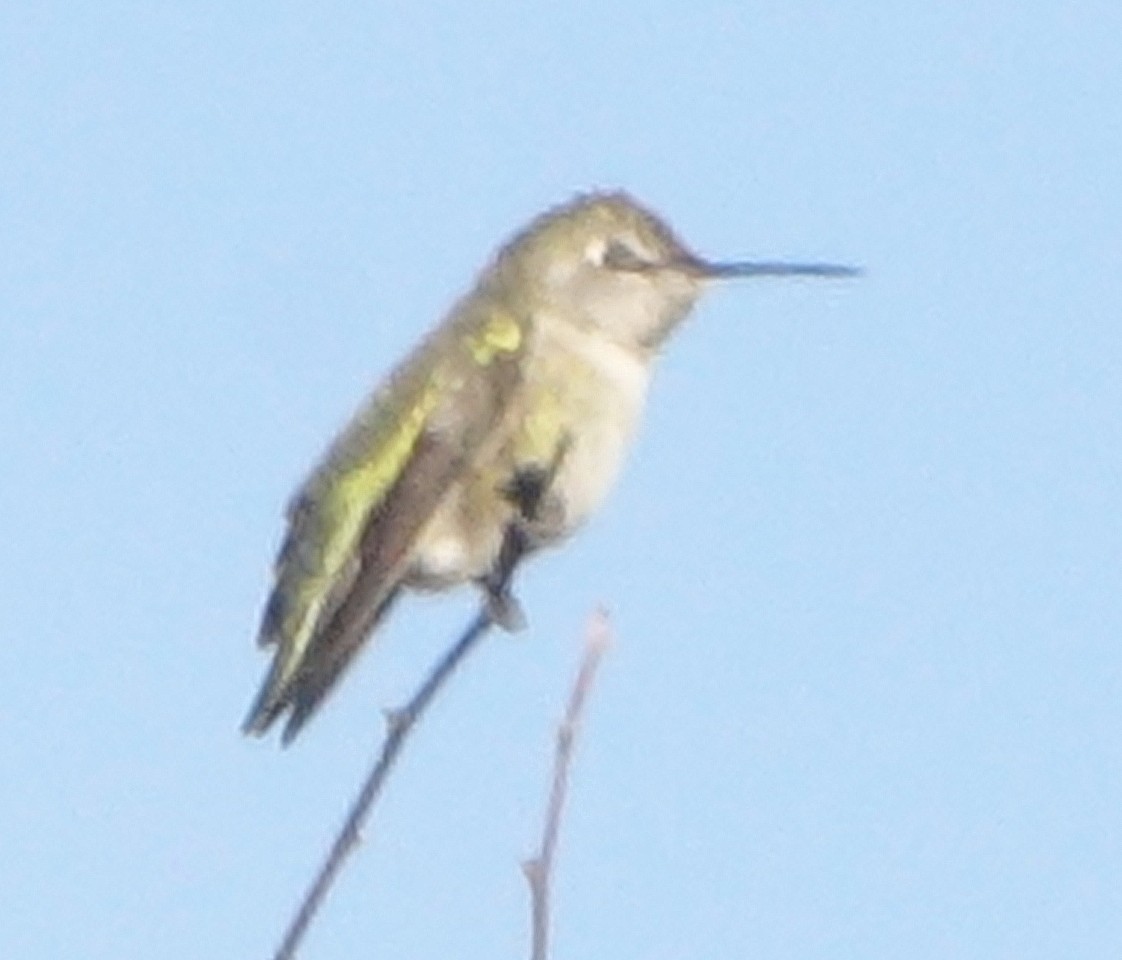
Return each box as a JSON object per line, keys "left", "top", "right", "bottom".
{"left": 266, "top": 460, "right": 558, "bottom": 959}
{"left": 270, "top": 608, "right": 495, "bottom": 960}
{"left": 524, "top": 608, "right": 613, "bottom": 960}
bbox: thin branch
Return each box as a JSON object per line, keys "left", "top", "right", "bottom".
{"left": 270, "top": 608, "right": 495, "bottom": 960}
{"left": 524, "top": 608, "right": 613, "bottom": 960}
{"left": 266, "top": 454, "right": 558, "bottom": 959}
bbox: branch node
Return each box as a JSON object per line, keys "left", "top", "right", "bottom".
{"left": 381, "top": 706, "right": 406, "bottom": 735}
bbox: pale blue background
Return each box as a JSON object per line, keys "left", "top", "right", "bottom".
{"left": 3, "top": 3, "right": 1120, "bottom": 958}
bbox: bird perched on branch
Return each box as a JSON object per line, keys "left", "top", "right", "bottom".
{"left": 243, "top": 191, "right": 857, "bottom": 743}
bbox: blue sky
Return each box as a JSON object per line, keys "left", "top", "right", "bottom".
{"left": 3, "top": 2, "right": 1121, "bottom": 958}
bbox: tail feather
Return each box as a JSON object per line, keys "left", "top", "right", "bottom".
{"left": 240, "top": 656, "right": 292, "bottom": 737}
{"left": 242, "top": 587, "right": 402, "bottom": 744}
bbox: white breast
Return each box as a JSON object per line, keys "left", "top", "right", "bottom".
{"left": 537, "top": 314, "right": 653, "bottom": 533}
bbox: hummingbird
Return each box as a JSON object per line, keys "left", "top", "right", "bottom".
{"left": 243, "top": 191, "right": 857, "bottom": 743}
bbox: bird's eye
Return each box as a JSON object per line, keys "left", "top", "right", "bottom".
{"left": 600, "top": 239, "right": 648, "bottom": 271}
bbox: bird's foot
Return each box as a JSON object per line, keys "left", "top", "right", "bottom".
{"left": 482, "top": 581, "right": 528, "bottom": 632}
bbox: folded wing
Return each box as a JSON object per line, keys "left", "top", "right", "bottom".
{"left": 243, "top": 305, "right": 527, "bottom": 742}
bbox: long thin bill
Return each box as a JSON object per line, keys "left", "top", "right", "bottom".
{"left": 696, "top": 259, "right": 861, "bottom": 279}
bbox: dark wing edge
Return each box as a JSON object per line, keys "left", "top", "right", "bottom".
{"left": 241, "top": 426, "right": 466, "bottom": 742}
{"left": 275, "top": 430, "right": 472, "bottom": 743}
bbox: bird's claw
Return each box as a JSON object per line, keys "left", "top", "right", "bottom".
{"left": 484, "top": 584, "right": 528, "bottom": 632}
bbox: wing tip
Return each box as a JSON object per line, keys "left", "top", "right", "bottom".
{"left": 241, "top": 693, "right": 282, "bottom": 739}
{"left": 241, "top": 658, "right": 293, "bottom": 741}
{"left": 279, "top": 706, "right": 312, "bottom": 746}
{"left": 239, "top": 686, "right": 316, "bottom": 746}
{"left": 241, "top": 655, "right": 321, "bottom": 746}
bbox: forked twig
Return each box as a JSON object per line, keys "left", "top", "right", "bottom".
{"left": 524, "top": 608, "right": 613, "bottom": 960}
{"left": 270, "top": 609, "right": 495, "bottom": 960}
